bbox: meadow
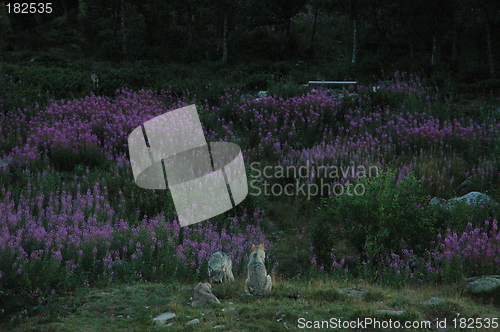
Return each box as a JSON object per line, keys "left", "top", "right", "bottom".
{"left": 1, "top": 69, "right": 500, "bottom": 330}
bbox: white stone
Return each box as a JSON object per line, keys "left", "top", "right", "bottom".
{"left": 186, "top": 318, "right": 200, "bottom": 325}
{"left": 430, "top": 192, "right": 498, "bottom": 211}
{"left": 153, "top": 312, "right": 176, "bottom": 326}
{"left": 376, "top": 310, "right": 405, "bottom": 316}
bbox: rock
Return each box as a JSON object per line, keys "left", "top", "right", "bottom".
{"left": 191, "top": 282, "right": 220, "bottom": 307}
{"left": 430, "top": 192, "right": 499, "bottom": 211}
{"left": 376, "top": 310, "right": 405, "bottom": 316}
{"left": 213, "top": 325, "right": 225, "bottom": 329}
{"left": 337, "top": 287, "right": 369, "bottom": 298}
{"left": 186, "top": 318, "right": 200, "bottom": 326}
{"left": 422, "top": 297, "right": 443, "bottom": 305}
{"left": 0, "top": 158, "right": 13, "bottom": 168}
{"left": 460, "top": 275, "right": 500, "bottom": 294}
{"left": 451, "top": 192, "right": 498, "bottom": 206}
{"left": 153, "top": 312, "right": 176, "bottom": 326}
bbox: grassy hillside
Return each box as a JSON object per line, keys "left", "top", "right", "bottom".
{"left": 0, "top": 57, "right": 499, "bottom": 331}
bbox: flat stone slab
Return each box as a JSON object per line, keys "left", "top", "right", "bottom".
{"left": 153, "top": 312, "right": 176, "bottom": 326}
{"left": 422, "top": 297, "right": 443, "bottom": 305}
{"left": 376, "top": 310, "right": 406, "bottom": 316}
{"left": 186, "top": 318, "right": 200, "bottom": 325}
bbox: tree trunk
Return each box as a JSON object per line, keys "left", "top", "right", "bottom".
{"left": 187, "top": 4, "right": 194, "bottom": 60}
{"left": 187, "top": 7, "right": 193, "bottom": 47}
{"left": 310, "top": 8, "right": 319, "bottom": 50}
{"left": 431, "top": 33, "right": 438, "bottom": 67}
{"left": 486, "top": 21, "right": 495, "bottom": 77}
{"left": 351, "top": 19, "right": 357, "bottom": 64}
{"left": 221, "top": 12, "right": 228, "bottom": 65}
{"left": 452, "top": 25, "right": 458, "bottom": 61}
{"left": 281, "top": 18, "right": 291, "bottom": 53}
{"left": 121, "top": 0, "right": 127, "bottom": 60}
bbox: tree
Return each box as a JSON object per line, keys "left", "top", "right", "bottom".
{"left": 264, "top": 0, "right": 307, "bottom": 53}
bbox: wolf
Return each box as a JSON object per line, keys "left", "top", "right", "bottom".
{"left": 208, "top": 251, "right": 235, "bottom": 283}
{"left": 191, "top": 282, "right": 220, "bottom": 307}
{"left": 245, "top": 243, "right": 272, "bottom": 297}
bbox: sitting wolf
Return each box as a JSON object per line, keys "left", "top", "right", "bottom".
{"left": 208, "top": 252, "right": 235, "bottom": 283}
{"left": 191, "top": 282, "right": 220, "bottom": 307}
{"left": 245, "top": 243, "right": 272, "bottom": 297}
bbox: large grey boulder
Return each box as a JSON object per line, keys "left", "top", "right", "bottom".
{"left": 429, "top": 192, "right": 499, "bottom": 211}
{"left": 460, "top": 275, "right": 500, "bottom": 305}
{"left": 460, "top": 275, "right": 500, "bottom": 294}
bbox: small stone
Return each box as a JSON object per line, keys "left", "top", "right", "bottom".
{"left": 191, "top": 282, "right": 220, "bottom": 307}
{"left": 0, "top": 158, "right": 12, "bottom": 167}
{"left": 153, "top": 312, "right": 176, "bottom": 326}
{"left": 376, "top": 310, "right": 405, "bottom": 316}
{"left": 186, "top": 318, "right": 200, "bottom": 326}
{"left": 257, "top": 91, "right": 268, "bottom": 98}
{"left": 213, "top": 325, "right": 225, "bottom": 329}
{"left": 422, "top": 297, "right": 443, "bottom": 305}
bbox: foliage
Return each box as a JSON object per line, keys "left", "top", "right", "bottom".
{"left": 312, "top": 171, "right": 436, "bottom": 268}
{"left": 1, "top": 70, "right": 500, "bottom": 325}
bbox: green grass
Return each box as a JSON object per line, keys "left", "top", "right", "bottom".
{"left": 5, "top": 278, "right": 500, "bottom": 331}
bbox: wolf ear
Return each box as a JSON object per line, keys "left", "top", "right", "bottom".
{"left": 250, "top": 243, "right": 255, "bottom": 250}
{"left": 259, "top": 243, "right": 265, "bottom": 250}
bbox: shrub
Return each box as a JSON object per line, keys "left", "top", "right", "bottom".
{"left": 312, "top": 170, "right": 436, "bottom": 269}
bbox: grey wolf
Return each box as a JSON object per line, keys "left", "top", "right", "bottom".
{"left": 208, "top": 251, "right": 235, "bottom": 283}
{"left": 245, "top": 243, "right": 272, "bottom": 296}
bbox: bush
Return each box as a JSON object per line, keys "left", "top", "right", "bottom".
{"left": 312, "top": 170, "right": 436, "bottom": 269}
